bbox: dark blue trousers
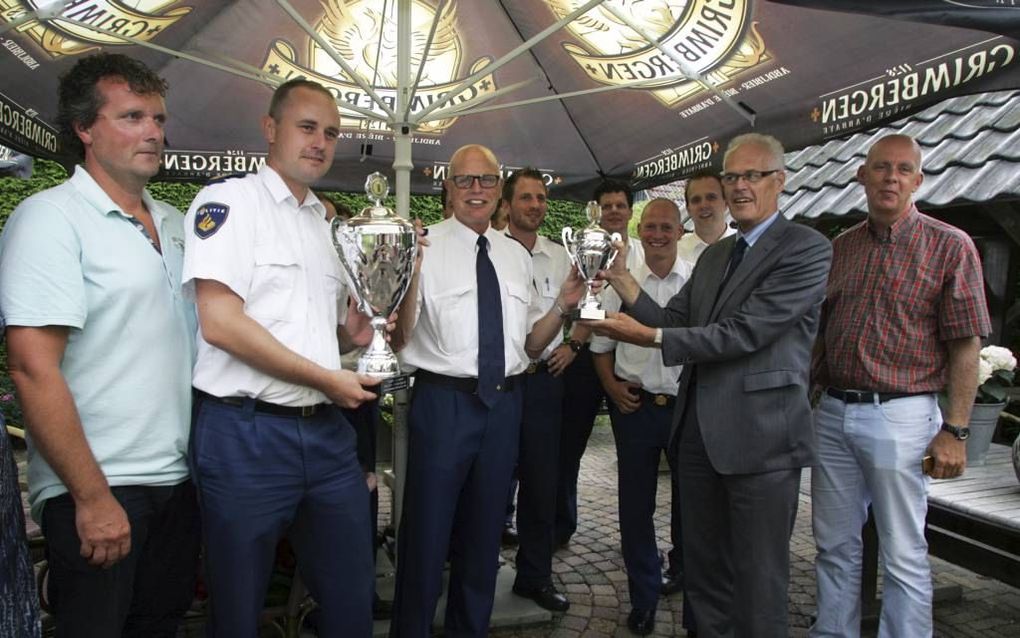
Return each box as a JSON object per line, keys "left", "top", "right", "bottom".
{"left": 514, "top": 367, "right": 565, "bottom": 589}
{"left": 190, "top": 398, "right": 373, "bottom": 637}
{"left": 609, "top": 398, "right": 674, "bottom": 611}
{"left": 41, "top": 481, "right": 199, "bottom": 638}
{"left": 554, "top": 347, "right": 605, "bottom": 545}
{"left": 390, "top": 381, "right": 522, "bottom": 638}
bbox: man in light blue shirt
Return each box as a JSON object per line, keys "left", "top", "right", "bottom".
{"left": 0, "top": 53, "right": 198, "bottom": 637}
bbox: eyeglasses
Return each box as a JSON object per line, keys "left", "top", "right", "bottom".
{"left": 451, "top": 174, "right": 500, "bottom": 189}
{"left": 719, "top": 169, "right": 782, "bottom": 185}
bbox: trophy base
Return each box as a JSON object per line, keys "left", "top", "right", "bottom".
{"left": 571, "top": 306, "right": 606, "bottom": 320}
{"left": 356, "top": 352, "right": 408, "bottom": 394}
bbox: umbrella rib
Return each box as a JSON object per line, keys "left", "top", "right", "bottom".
{"left": 274, "top": 0, "right": 397, "bottom": 119}
{"left": 422, "top": 77, "right": 538, "bottom": 121}
{"left": 404, "top": 0, "right": 449, "bottom": 122}
{"left": 369, "top": 0, "right": 389, "bottom": 91}
{"left": 410, "top": 0, "right": 607, "bottom": 124}
{"left": 37, "top": 15, "right": 387, "bottom": 124}
{"left": 598, "top": 2, "right": 755, "bottom": 126}
{"left": 0, "top": 0, "right": 70, "bottom": 38}
{"left": 420, "top": 76, "right": 670, "bottom": 121}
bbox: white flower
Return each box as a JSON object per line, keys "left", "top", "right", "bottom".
{"left": 978, "top": 357, "right": 994, "bottom": 385}
{"left": 980, "top": 345, "right": 1017, "bottom": 373}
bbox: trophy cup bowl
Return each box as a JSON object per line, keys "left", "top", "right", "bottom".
{"left": 332, "top": 173, "right": 418, "bottom": 390}
{"left": 562, "top": 201, "right": 621, "bottom": 320}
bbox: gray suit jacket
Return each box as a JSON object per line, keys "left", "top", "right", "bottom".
{"left": 629, "top": 215, "right": 832, "bottom": 475}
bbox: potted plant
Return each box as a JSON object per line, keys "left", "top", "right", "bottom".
{"left": 966, "top": 345, "right": 1016, "bottom": 465}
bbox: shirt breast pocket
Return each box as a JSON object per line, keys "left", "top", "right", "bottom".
{"left": 432, "top": 284, "right": 475, "bottom": 355}
{"left": 247, "top": 244, "right": 302, "bottom": 321}
{"left": 505, "top": 281, "right": 532, "bottom": 338}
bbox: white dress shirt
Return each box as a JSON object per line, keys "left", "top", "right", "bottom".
{"left": 591, "top": 255, "right": 691, "bottom": 395}
{"left": 183, "top": 166, "right": 349, "bottom": 406}
{"left": 676, "top": 225, "right": 736, "bottom": 267}
{"left": 400, "top": 217, "right": 544, "bottom": 377}
{"left": 508, "top": 233, "right": 572, "bottom": 362}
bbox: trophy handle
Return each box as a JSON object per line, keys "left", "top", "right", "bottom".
{"left": 604, "top": 232, "right": 623, "bottom": 271}
{"left": 331, "top": 218, "right": 373, "bottom": 316}
{"left": 561, "top": 226, "right": 581, "bottom": 272}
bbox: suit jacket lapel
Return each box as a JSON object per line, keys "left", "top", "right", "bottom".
{"left": 709, "top": 216, "right": 789, "bottom": 322}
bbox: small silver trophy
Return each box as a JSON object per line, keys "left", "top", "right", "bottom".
{"left": 561, "top": 200, "right": 622, "bottom": 320}
{"left": 332, "top": 172, "right": 418, "bottom": 392}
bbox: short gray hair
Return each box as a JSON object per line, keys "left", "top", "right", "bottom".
{"left": 723, "top": 133, "right": 785, "bottom": 169}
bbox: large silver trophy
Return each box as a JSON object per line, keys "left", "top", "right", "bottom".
{"left": 561, "top": 201, "right": 622, "bottom": 320}
{"left": 332, "top": 173, "right": 418, "bottom": 392}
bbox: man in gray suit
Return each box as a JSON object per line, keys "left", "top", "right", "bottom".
{"left": 588, "top": 133, "right": 832, "bottom": 637}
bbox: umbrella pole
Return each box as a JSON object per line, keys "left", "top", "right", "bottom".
{"left": 390, "top": 0, "right": 413, "bottom": 550}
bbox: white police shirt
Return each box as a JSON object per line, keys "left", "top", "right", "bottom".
{"left": 590, "top": 254, "right": 691, "bottom": 396}
{"left": 507, "top": 233, "right": 572, "bottom": 362}
{"left": 400, "top": 217, "right": 544, "bottom": 378}
{"left": 677, "top": 225, "right": 735, "bottom": 268}
{"left": 182, "top": 165, "right": 349, "bottom": 406}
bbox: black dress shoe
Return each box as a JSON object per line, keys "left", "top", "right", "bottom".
{"left": 661, "top": 569, "right": 683, "bottom": 596}
{"left": 501, "top": 523, "right": 519, "bottom": 547}
{"left": 512, "top": 583, "right": 570, "bottom": 612}
{"left": 627, "top": 608, "right": 656, "bottom": 636}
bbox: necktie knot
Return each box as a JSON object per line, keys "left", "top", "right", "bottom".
{"left": 477, "top": 235, "right": 488, "bottom": 252}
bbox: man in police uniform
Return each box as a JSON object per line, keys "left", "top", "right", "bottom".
{"left": 389, "top": 145, "right": 584, "bottom": 637}
{"left": 590, "top": 199, "right": 691, "bottom": 635}
{"left": 183, "top": 79, "right": 380, "bottom": 636}
{"left": 501, "top": 168, "right": 573, "bottom": 612}
{"left": 555, "top": 179, "right": 645, "bottom": 547}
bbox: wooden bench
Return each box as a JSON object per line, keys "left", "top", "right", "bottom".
{"left": 925, "top": 443, "right": 1020, "bottom": 588}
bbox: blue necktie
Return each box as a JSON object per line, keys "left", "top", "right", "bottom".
{"left": 476, "top": 235, "right": 505, "bottom": 407}
{"left": 720, "top": 237, "right": 748, "bottom": 289}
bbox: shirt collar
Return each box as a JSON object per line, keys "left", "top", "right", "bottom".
{"left": 69, "top": 165, "right": 164, "bottom": 223}
{"left": 636, "top": 254, "right": 688, "bottom": 283}
{"left": 737, "top": 210, "right": 780, "bottom": 248}
{"left": 867, "top": 204, "right": 918, "bottom": 243}
{"left": 258, "top": 165, "right": 326, "bottom": 215}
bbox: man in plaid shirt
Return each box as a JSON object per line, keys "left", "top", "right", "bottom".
{"left": 810, "top": 134, "right": 991, "bottom": 637}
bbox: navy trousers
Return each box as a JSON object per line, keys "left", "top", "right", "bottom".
{"left": 41, "top": 481, "right": 199, "bottom": 638}
{"left": 554, "top": 347, "right": 605, "bottom": 545}
{"left": 190, "top": 397, "right": 373, "bottom": 637}
{"left": 514, "top": 366, "right": 565, "bottom": 589}
{"left": 609, "top": 399, "right": 674, "bottom": 611}
{"left": 390, "top": 380, "right": 522, "bottom": 638}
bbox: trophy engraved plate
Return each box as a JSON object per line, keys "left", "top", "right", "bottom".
{"left": 332, "top": 173, "right": 418, "bottom": 391}
{"left": 561, "top": 200, "right": 621, "bottom": 320}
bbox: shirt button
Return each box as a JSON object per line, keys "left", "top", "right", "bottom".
{"left": 496, "top": 384, "right": 503, "bottom": 391}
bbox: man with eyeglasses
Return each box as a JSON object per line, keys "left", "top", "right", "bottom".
{"left": 389, "top": 146, "right": 585, "bottom": 637}
{"left": 587, "top": 133, "right": 832, "bottom": 637}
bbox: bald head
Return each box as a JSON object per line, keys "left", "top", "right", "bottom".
{"left": 866, "top": 134, "right": 922, "bottom": 169}
{"left": 449, "top": 144, "right": 500, "bottom": 175}
{"left": 857, "top": 133, "right": 925, "bottom": 225}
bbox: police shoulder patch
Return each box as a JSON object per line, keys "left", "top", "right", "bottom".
{"left": 194, "top": 202, "right": 229, "bottom": 239}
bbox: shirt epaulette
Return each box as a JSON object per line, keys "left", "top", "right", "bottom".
{"left": 205, "top": 172, "right": 247, "bottom": 186}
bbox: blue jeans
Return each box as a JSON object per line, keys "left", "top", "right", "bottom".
{"left": 810, "top": 393, "right": 941, "bottom": 638}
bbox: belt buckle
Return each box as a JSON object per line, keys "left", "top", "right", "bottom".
{"left": 654, "top": 394, "right": 668, "bottom": 407}
{"left": 526, "top": 362, "right": 538, "bottom": 374}
{"left": 300, "top": 405, "right": 316, "bottom": 417}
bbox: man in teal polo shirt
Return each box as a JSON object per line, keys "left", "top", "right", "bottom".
{"left": 0, "top": 53, "right": 199, "bottom": 637}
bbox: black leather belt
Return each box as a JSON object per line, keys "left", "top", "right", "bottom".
{"left": 193, "top": 389, "right": 327, "bottom": 418}
{"left": 414, "top": 369, "right": 521, "bottom": 394}
{"left": 639, "top": 389, "right": 676, "bottom": 408}
{"left": 525, "top": 360, "right": 550, "bottom": 375}
{"left": 825, "top": 388, "right": 929, "bottom": 404}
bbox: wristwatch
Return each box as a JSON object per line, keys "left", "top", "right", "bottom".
{"left": 941, "top": 422, "right": 970, "bottom": 441}
{"left": 653, "top": 328, "right": 663, "bottom": 348}
{"left": 566, "top": 339, "right": 582, "bottom": 354}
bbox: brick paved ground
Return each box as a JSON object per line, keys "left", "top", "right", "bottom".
{"left": 19, "top": 420, "right": 1018, "bottom": 636}
{"left": 470, "top": 420, "right": 1020, "bottom": 638}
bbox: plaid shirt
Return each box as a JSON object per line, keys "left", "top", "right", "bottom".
{"left": 818, "top": 206, "right": 990, "bottom": 393}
